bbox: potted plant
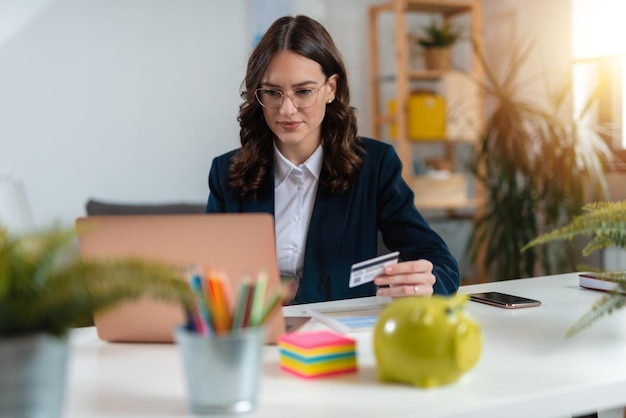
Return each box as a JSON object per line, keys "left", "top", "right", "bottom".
{"left": 0, "top": 224, "right": 193, "bottom": 418}
{"left": 415, "top": 19, "right": 462, "bottom": 70}
{"left": 521, "top": 201, "right": 626, "bottom": 336}
{"left": 466, "top": 39, "right": 614, "bottom": 281}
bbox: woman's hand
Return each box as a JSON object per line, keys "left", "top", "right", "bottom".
{"left": 374, "top": 259, "right": 435, "bottom": 297}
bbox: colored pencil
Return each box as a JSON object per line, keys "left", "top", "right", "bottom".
{"left": 206, "top": 275, "right": 232, "bottom": 333}
{"left": 249, "top": 271, "right": 267, "bottom": 326}
{"left": 258, "top": 291, "right": 282, "bottom": 326}
{"left": 232, "top": 280, "right": 251, "bottom": 329}
{"left": 241, "top": 281, "right": 256, "bottom": 328}
{"left": 188, "top": 274, "right": 213, "bottom": 335}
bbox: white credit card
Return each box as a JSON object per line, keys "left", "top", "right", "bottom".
{"left": 349, "top": 251, "right": 399, "bottom": 288}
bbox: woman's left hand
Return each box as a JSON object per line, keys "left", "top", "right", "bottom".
{"left": 374, "top": 259, "right": 435, "bottom": 297}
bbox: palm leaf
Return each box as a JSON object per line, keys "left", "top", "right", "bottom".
{"left": 466, "top": 36, "right": 616, "bottom": 282}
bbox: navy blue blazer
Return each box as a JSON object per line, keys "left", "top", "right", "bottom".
{"left": 206, "top": 137, "right": 460, "bottom": 304}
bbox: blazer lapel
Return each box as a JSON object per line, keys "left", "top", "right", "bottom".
{"left": 303, "top": 172, "right": 353, "bottom": 279}
{"left": 241, "top": 166, "right": 274, "bottom": 214}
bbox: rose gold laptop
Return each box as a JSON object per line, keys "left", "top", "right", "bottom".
{"left": 75, "top": 213, "right": 285, "bottom": 344}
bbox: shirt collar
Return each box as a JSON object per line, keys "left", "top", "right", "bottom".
{"left": 273, "top": 143, "right": 323, "bottom": 185}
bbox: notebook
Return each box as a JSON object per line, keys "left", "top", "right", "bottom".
{"left": 579, "top": 273, "right": 626, "bottom": 295}
{"left": 75, "top": 213, "right": 285, "bottom": 344}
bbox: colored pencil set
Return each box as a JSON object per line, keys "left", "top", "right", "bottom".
{"left": 185, "top": 268, "right": 282, "bottom": 336}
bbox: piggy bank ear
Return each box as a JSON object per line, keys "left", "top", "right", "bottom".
{"left": 454, "top": 322, "right": 482, "bottom": 371}
{"left": 409, "top": 306, "right": 433, "bottom": 326}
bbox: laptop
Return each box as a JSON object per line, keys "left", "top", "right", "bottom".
{"left": 75, "top": 213, "right": 286, "bottom": 344}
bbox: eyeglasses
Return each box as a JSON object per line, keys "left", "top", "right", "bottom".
{"left": 255, "top": 82, "right": 326, "bottom": 109}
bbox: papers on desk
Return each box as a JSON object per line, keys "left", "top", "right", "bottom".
{"left": 304, "top": 301, "right": 388, "bottom": 334}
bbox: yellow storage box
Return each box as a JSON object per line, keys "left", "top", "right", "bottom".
{"left": 388, "top": 93, "right": 446, "bottom": 140}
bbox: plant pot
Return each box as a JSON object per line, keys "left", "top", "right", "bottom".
{"left": 423, "top": 47, "right": 451, "bottom": 71}
{"left": 0, "top": 333, "right": 69, "bottom": 418}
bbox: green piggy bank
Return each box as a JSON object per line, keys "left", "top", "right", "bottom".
{"left": 374, "top": 293, "right": 481, "bottom": 388}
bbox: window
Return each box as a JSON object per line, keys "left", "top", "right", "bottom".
{"left": 572, "top": 0, "right": 626, "bottom": 160}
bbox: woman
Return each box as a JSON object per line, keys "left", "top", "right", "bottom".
{"left": 206, "top": 15, "right": 460, "bottom": 304}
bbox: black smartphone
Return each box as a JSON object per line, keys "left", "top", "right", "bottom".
{"left": 468, "top": 292, "right": 541, "bottom": 309}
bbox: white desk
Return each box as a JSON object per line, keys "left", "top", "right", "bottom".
{"left": 64, "top": 273, "right": 626, "bottom": 418}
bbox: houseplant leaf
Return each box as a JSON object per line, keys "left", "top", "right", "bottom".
{"left": 0, "top": 224, "right": 193, "bottom": 338}
{"left": 522, "top": 201, "right": 626, "bottom": 335}
{"left": 466, "top": 37, "right": 613, "bottom": 281}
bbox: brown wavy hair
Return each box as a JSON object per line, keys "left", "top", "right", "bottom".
{"left": 228, "top": 15, "right": 363, "bottom": 198}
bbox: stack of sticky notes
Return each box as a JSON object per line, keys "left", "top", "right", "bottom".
{"left": 278, "top": 331, "right": 357, "bottom": 378}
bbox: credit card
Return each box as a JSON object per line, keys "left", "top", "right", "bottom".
{"left": 349, "top": 251, "right": 399, "bottom": 288}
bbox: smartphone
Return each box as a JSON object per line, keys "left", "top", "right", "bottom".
{"left": 468, "top": 292, "right": 541, "bottom": 309}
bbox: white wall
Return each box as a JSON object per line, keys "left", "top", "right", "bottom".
{"left": 1, "top": 0, "right": 249, "bottom": 227}
{"left": 1, "top": 0, "right": 573, "bottom": 228}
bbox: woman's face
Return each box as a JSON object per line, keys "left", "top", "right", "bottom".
{"left": 258, "top": 50, "right": 337, "bottom": 164}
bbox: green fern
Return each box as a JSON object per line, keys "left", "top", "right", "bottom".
{"left": 0, "top": 224, "right": 193, "bottom": 338}
{"left": 565, "top": 286, "right": 626, "bottom": 337}
{"left": 522, "top": 201, "right": 626, "bottom": 255}
{"left": 522, "top": 200, "right": 626, "bottom": 336}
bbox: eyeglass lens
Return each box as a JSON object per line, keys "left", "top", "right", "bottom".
{"left": 255, "top": 85, "right": 323, "bottom": 109}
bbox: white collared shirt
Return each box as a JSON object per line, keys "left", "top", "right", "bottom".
{"left": 274, "top": 143, "right": 323, "bottom": 283}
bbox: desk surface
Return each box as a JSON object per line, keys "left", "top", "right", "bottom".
{"left": 65, "top": 273, "right": 626, "bottom": 418}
